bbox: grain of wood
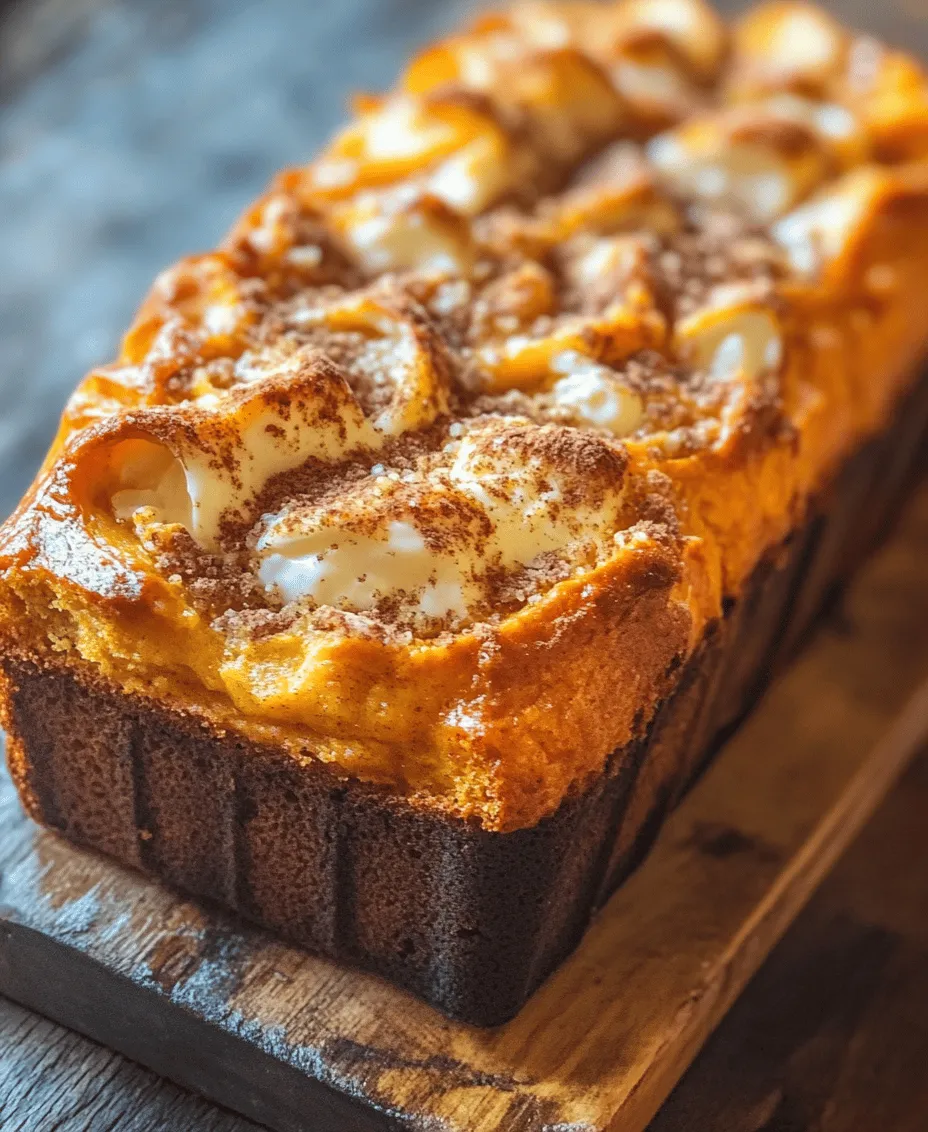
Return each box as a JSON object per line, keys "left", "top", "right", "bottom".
{"left": 650, "top": 749, "right": 928, "bottom": 1132}
{"left": 0, "top": 996, "right": 261, "bottom": 1132}
{"left": 2, "top": 485, "right": 928, "bottom": 1132}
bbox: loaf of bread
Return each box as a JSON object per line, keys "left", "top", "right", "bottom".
{"left": 3, "top": 0, "right": 928, "bottom": 1023}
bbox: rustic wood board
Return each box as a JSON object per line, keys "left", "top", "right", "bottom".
{"left": 1, "top": 485, "right": 927, "bottom": 1132}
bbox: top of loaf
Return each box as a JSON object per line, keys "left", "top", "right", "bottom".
{"left": 24, "top": 0, "right": 927, "bottom": 640}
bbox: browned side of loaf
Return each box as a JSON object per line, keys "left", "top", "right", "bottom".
{"left": 3, "top": 372, "right": 928, "bottom": 1027}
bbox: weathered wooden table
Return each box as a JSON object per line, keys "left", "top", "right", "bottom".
{"left": 2, "top": 0, "right": 928, "bottom": 1128}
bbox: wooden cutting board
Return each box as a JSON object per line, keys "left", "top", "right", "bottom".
{"left": 2, "top": 484, "right": 928, "bottom": 1132}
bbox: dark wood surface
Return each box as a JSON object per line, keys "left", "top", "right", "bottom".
{"left": 652, "top": 747, "right": 928, "bottom": 1132}
{"left": 0, "top": 996, "right": 259, "bottom": 1132}
{"left": 2, "top": 0, "right": 928, "bottom": 1129}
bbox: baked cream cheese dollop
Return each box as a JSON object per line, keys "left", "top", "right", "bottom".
{"left": 549, "top": 351, "right": 645, "bottom": 435}
{"left": 255, "top": 421, "right": 627, "bottom": 625}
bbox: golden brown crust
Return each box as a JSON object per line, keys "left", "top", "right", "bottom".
{"left": 2, "top": 1, "right": 928, "bottom": 831}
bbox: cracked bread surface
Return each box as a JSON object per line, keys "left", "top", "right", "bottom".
{"left": 3, "top": 0, "right": 928, "bottom": 832}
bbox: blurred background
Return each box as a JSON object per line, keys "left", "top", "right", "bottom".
{"left": 0, "top": 0, "right": 927, "bottom": 525}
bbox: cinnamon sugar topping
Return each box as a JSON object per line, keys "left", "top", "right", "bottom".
{"left": 18, "top": 0, "right": 928, "bottom": 638}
